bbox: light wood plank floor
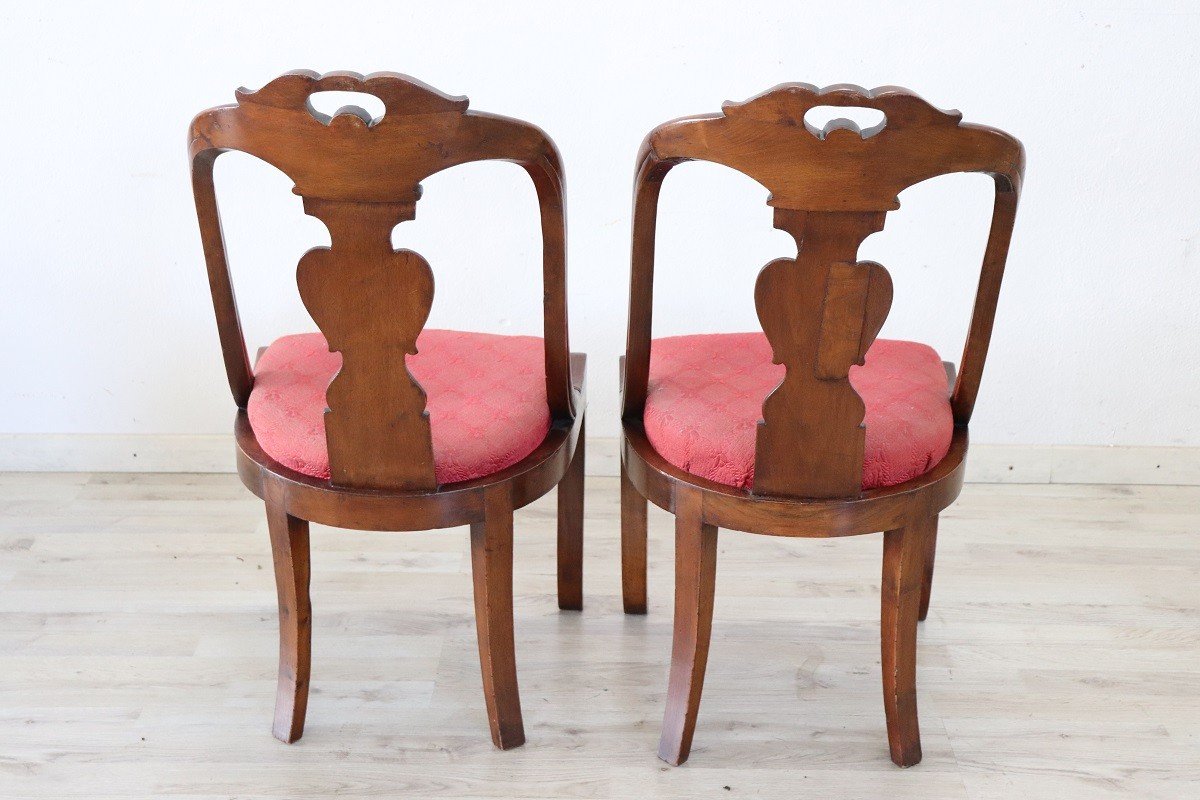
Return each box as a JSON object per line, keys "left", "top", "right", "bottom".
{"left": 1, "top": 473, "right": 1197, "bottom": 798}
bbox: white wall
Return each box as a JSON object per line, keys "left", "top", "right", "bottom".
{"left": 2, "top": 1, "right": 1198, "bottom": 448}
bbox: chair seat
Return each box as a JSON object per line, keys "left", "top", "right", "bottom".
{"left": 248, "top": 330, "right": 551, "bottom": 485}
{"left": 643, "top": 333, "right": 954, "bottom": 491}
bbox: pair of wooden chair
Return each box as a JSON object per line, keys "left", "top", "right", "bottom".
{"left": 189, "top": 70, "right": 1023, "bottom": 767}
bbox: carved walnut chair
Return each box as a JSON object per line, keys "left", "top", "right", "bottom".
{"left": 189, "top": 70, "right": 586, "bottom": 751}
{"left": 619, "top": 84, "right": 1023, "bottom": 767}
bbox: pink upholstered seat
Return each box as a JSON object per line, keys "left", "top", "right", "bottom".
{"left": 248, "top": 330, "right": 551, "bottom": 485}
{"left": 643, "top": 333, "right": 954, "bottom": 491}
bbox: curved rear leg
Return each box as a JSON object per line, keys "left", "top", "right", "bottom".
{"left": 264, "top": 487, "right": 311, "bottom": 744}
{"left": 881, "top": 514, "right": 934, "bottom": 766}
{"left": 620, "top": 457, "right": 648, "bottom": 614}
{"left": 557, "top": 415, "right": 585, "bottom": 611}
{"left": 470, "top": 486, "right": 525, "bottom": 750}
{"left": 918, "top": 515, "right": 939, "bottom": 621}
{"left": 658, "top": 487, "right": 718, "bottom": 766}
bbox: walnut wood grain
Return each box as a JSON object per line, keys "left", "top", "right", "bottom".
{"left": 753, "top": 209, "right": 891, "bottom": 497}
{"left": 620, "top": 457, "right": 649, "bottom": 615}
{"left": 471, "top": 485, "right": 525, "bottom": 750}
{"left": 556, "top": 417, "right": 585, "bottom": 611}
{"left": 619, "top": 83, "right": 1023, "bottom": 767}
{"left": 297, "top": 198, "right": 435, "bottom": 490}
{"left": 189, "top": 72, "right": 585, "bottom": 751}
{"left": 263, "top": 480, "right": 311, "bottom": 744}
{"left": 918, "top": 515, "right": 939, "bottom": 622}
{"left": 882, "top": 513, "right": 935, "bottom": 766}
{"left": 658, "top": 485, "right": 718, "bottom": 766}
{"left": 191, "top": 70, "right": 575, "bottom": 489}
{"left": 623, "top": 83, "right": 1022, "bottom": 499}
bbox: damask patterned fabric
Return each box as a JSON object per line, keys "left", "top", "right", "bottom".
{"left": 247, "top": 330, "right": 551, "bottom": 484}
{"left": 643, "top": 333, "right": 953, "bottom": 491}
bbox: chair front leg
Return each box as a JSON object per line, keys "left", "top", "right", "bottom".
{"left": 620, "top": 457, "right": 648, "bottom": 614}
{"left": 470, "top": 485, "right": 525, "bottom": 750}
{"left": 881, "top": 513, "right": 934, "bottom": 767}
{"left": 556, "top": 415, "right": 585, "bottom": 611}
{"left": 658, "top": 487, "right": 718, "bottom": 766}
{"left": 264, "top": 487, "right": 311, "bottom": 744}
{"left": 918, "top": 515, "right": 939, "bottom": 621}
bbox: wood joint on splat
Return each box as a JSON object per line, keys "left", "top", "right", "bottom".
{"left": 752, "top": 210, "right": 891, "bottom": 499}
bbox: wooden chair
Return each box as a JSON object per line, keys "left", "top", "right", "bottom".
{"left": 619, "top": 84, "right": 1023, "bottom": 766}
{"left": 189, "top": 70, "right": 586, "bottom": 751}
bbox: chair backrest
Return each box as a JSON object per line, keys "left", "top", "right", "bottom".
{"left": 622, "top": 84, "right": 1024, "bottom": 499}
{"left": 190, "top": 70, "right": 573, "bottom": 491}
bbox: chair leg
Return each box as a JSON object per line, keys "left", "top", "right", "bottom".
{"left": 470, "top": 486, "right": 525, "bottom": 750}
{"left": 881, "top": 514, "right": 934, "bottom": 767}
{"left": 556, "top": 416, "right": 585, "bottom": 611}
{"left": 264, "top": 489, "right": 311, "bottom": 744}
{"left": 918, "top": 515, "right": 939, "bottom": 622}
{"left": 658, "top": 487, "right": 718, "bottom": 766}
{"left": 620, "top": 457, "right": 648, "bottom": 614}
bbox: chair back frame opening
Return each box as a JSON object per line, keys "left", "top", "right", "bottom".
{"left": 621, "top": 83, "right": 1024, "bottom": 498}
{"left": 190, "top": 70, "right": 574, "bottom": 490}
